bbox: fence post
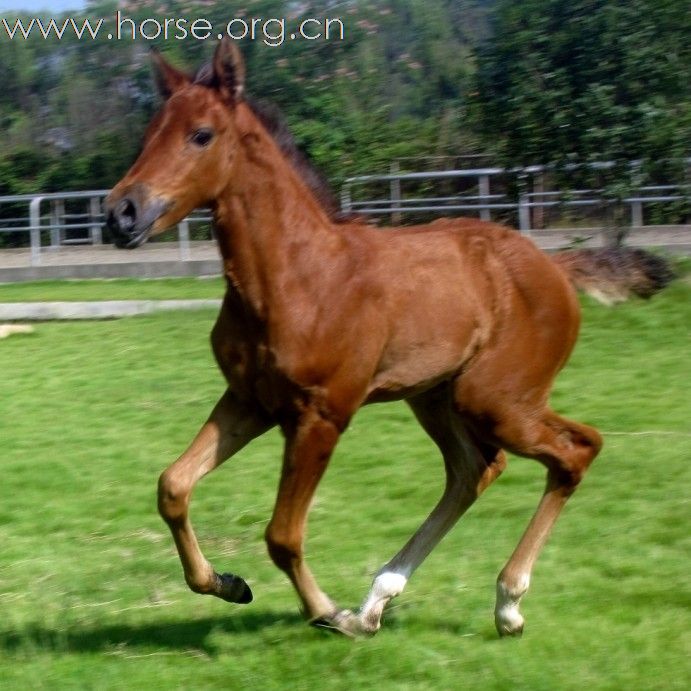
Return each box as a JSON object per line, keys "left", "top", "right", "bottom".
{"left": 178, "top": 219, "right": 191, "bottom": 261}
{"left": 518, "top": 195, "right": 531, "bottom": 234}
{"left": 390, "top": 162, "right": 402, "bottom": 225}
{"left": 29, "top": 196, "right": 44, "bottom": 266}
{"left": 479, "top": 174, "right": 491, "bottom": 221}
{"left": 49, "top": 199, "right": 64, "bottom": 247}
{"left": 630, "top": 200, "right": 643, "bottom": 228}
{"left": 340, "top": 182, "right": 352, "bottom": 216}
{"left": 90, "top": 196, "right": 103, "bottom": 244}
{"left": 533, "top": 173, "right": 545, "bottom": 229}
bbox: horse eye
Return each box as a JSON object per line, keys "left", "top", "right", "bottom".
{"left": 190, "top": 128, "right": 214, "bottom": 147}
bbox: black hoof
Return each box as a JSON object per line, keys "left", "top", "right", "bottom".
{"left": 214, "top": 572, "right": 253, "bottom": 604}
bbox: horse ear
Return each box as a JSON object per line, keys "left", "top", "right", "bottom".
{"left": 150, "top": 49, "right": 189, "bottom": 99}
{"left": 212, "top": 37, "right": 245, "bottom": 105}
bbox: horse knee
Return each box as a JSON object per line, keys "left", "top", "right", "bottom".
{"left": 265, "top": 523, "right": 301, "bottom": 572}
{"left": 157, "top": 468, "right": 191, "bottom": 524}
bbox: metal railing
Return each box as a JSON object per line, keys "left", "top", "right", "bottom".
{"left": 2, "top": 163, "right": 689, "bottom": 268}
{"left": 0, "top": 190, "right": 213, "bottom": 266}
{"left": 515, "top": 187, "right": 688, "bottom": 233}
{"left": 341, "top": 162, "right": 691, "bottom": 231}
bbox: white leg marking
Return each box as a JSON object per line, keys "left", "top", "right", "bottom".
{"left": 359, "top": 571, "right": 408, "bottom": 633}
{"left": 495, "top": 573, "right": 530, "bottom": 636}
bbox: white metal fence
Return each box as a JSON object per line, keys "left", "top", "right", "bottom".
{"left": 341, "top": 164, "right": 690, "bottom": 231}
{"left": 0, "top": 191, "right": 213, "bottom": 266}
{"left": 1, "top": 161, "right": 689, "bottom": 267}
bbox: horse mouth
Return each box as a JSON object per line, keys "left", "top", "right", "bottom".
{"left": 113, "top": 224, "right": 152, "bottom": 249}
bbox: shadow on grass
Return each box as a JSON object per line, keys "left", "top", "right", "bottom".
{"left": 0, "top": 610, "right": 499, "bottom": 657}
{"left": 0, "top": 610, "right": 305, "bottom": 658}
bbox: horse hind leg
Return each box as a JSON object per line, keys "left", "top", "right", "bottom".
{"left": 157, "top": 389, "right": 272, "bottom": 603}
{"left": 492, "top": 410, "right": 602, "bottom": 636}
{"left": 335, "top": 388, "right": 507, "bottom": 637}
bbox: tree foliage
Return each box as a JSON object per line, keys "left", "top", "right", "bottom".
{"left": 474, "top": 0, "right": 691, "bottom": 192}
{"left": 0, "top": 0, "right": 687, "bottom": 205}
{"left": 0, "top": 0, "right": 490, "bottom": 193}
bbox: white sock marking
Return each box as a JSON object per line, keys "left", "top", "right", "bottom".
{"left": 359, "top": 571, "right": 408, "bottom": 632}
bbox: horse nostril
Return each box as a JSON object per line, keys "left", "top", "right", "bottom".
{"left": 106, "top": 197, "right": 139, "bottom": 240}
{"left": 116, "top": 198, "right": 137, "bottom": 234}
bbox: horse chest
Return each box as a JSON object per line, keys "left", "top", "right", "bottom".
{"left": 211, "top": 315, "right": 306, "bottom": 417}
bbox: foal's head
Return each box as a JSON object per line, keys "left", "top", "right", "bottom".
{"left": 105, "top": 39, "right": 247, "bottom": 248}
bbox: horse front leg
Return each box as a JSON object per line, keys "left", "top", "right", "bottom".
{"left": 157, "top": 389, "right": 273, "bottom": 603}
{"left": 264, "top": 405, "right": 344, "bottom": 625}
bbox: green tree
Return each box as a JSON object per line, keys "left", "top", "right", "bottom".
{"left": 473, "top": 0, "right": 690, "bottom": 186}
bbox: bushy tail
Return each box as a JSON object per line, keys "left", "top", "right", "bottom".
{"left": 552, "top": 247, "right": 676, "bottom": 305}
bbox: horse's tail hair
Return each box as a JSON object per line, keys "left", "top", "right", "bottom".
{"left": 551, "top": 247, "right": 676, "bottom": 305}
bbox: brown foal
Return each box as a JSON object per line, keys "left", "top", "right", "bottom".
{"left": 105, "top": 40, "right": 602, "bottom": 637}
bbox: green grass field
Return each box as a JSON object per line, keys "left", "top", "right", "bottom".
{"left": 0, "top": 277, "right": 225, "bottom": 303}
{"left": 1, "top": 279, "right": 689, "bottom": 689}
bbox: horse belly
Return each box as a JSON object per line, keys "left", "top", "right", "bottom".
{"left": 365, "top": 293, "right": 489, "bottom": 403}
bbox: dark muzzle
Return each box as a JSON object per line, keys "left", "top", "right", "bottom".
{"left": 105, "top": 187, "right": 170, "bottom": 249}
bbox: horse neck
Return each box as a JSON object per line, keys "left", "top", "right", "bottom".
{"left": 212, "top": 105, "right": 340, "bottom": 316}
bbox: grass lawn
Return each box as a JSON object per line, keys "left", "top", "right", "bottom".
{"left": 0, "top": 280, "right": 689, "bottom": 689}
{"left": 0, "top": 277, "right": 225, "bottom": 303}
